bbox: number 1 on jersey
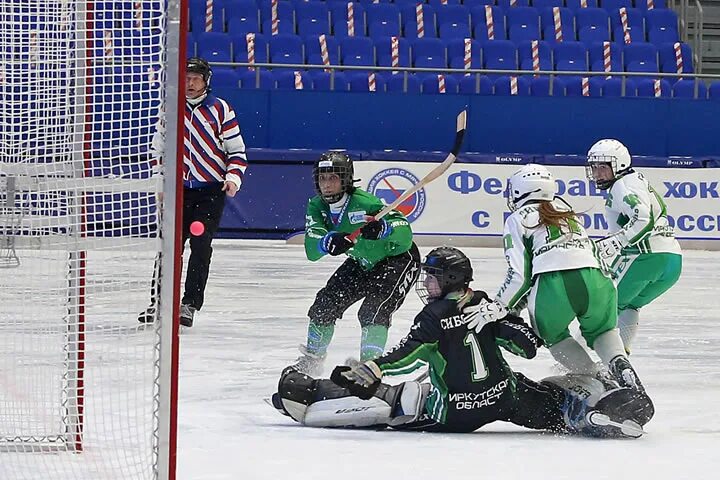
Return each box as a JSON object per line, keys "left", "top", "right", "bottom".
{"left": 463, "top": 332, "right": 489, "bottom": 381}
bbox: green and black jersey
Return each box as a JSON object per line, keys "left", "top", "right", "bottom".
{"left": 304, "top": 189, "right": 414, "bottom": 270}
{"left": 374, "top": 290, "right": 541, "bottom": 431}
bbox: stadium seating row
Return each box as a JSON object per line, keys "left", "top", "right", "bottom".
{"left": 188, "top": 34, "right": 694, "bottom": 75}
{"left": 187, "top": 0, "right": 677, "bottom": 46}
{"left": 211, "top": 68, "right": 719, "bottom": 99}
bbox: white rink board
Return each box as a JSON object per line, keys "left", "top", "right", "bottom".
{"left": 355, "top": 162, "right": 720, "bottom": 248}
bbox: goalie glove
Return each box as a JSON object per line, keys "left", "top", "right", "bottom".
{"left": 330, "top": 359, "right": 382, "bottom": 400}
{"left": 464, "top": 299, "right": 508, "bottom": 334}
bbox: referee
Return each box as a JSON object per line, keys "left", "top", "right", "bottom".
{"left": 139, "top": 57, "right": 247, "bottom": 327}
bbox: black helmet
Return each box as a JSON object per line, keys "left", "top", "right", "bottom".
{"left": 416, "top": 247, "right": 473, "bottom": 304}
{"left": 187, "top": 57, "right": 212, "bottom": 85}
{"left": 313, "top": 151, "right": 355, "bottom": 203}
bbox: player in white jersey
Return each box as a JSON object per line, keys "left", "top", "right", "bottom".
{"left": 586, "top": 139, "right": 682, "bottom": 354}
{"left": 470, "top": 164, "right": 646, "bottom": 393}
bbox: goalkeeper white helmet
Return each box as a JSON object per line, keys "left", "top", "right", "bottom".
{"left": 586, "top": 139, "right": 632, "bottom": 190}
{"left": 506, "top": 164, "right": 556, "bottom": 212}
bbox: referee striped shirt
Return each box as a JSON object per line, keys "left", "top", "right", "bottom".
{"left": 153, "top": 94, "right": 248, "bottom": 189}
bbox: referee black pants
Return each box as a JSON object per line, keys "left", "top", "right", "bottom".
{"left": 181, "top": 184, "right": 226, "bottom": 310}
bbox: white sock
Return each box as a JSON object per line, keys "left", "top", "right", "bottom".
{"left": 549, "top": 337, "right": 599, "bottom": 375}
{"left": 618, "top": 309, "right": 640, "bottom": 354}
{"left": 592, "top": 329, "right": 627, "bottom": 366}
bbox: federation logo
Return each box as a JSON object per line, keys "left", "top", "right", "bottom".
{"left": 366, "top": 168, "right": 426, "bottom": 223}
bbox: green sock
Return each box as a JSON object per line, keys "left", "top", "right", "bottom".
{"left": 306, "top": 321, "right": 334, "bottom": 357}
{"left": 360, "top": 324, "right": 388, "bottom": 362}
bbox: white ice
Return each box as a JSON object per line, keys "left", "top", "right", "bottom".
{"left": 176, "top": 241, "right": 720, "bottom": 480}
{"left": 2, "top": 240, "right": 719, "bottom": 480}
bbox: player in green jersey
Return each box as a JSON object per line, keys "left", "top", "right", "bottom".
{"left": 288, "top": 152, "right": 420, "bottom": 375}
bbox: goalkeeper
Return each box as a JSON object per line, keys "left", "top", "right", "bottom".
{"left": 273, "top": 247, "right": 653, "bottom": 438}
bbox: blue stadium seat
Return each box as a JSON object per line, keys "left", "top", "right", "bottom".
{"left": 588, "top": 41, "right": 623, "bottom": 72}
{"left": 507, "top": 7, "right": 541, "bottom": 43}
{"left": 493, "top": 76, "right": 531, "bottom": 95}
{"left": 189, "top": 0, "right": 226, "bottom": 33}
{"left": 296, "top": 1, "right": 331, "bottom": 37}
{"left": 530, "top": 76, "right": 551, "bottom": 96}
{"left": 439, "top": 21, "right": 472, "bottom": 39}
{"left": 211, "top": 68, "right": 240, "bottom": 88}
{"left": 273, "top": 70, "right": 311, "bottom": 90}
{"left": 471, "top": 6, "right": 506, "bottom": 41}
{"left": 412, "top": 38, "right": 448, "bottom": 68}
{"left": 428, "top": 0, "right": 462, "bottom": 6}
{"left": 384, "top": 73, "right": 422, "bottom": 93}
{"left": 463, "top": 0, "right": 496, "bottom": 7}
{"left": 540, "top": 7, "right": 574, "bottom": 42}
{"left": 260, "top": 0, "right": 295, "bottom": 25}
{"left": 375, "top": 36, "right": 412, "bottom": 68}
{"left": 340, "top": 36, "right": 374, "bottom": 68}
{"left": 645, "top": 9, "right": 679, "bottom": 44}
{"left": 533, "top": 0, "right": 564, "bottom": 9}
{"left": 554, "top": 41, "right": 588, "bottom": 71}
{"left": 261, "top": 0, "right": 295, "bottom": 35}
{"left": 517, "top": 40, "right": 553, "bottom": 71}
{"left": 308, "top": 70, "right": 349, "bottom": 91}
{"left": 672, "top": 79, "right": 707, "bottom": 99}
{"left": 269, "top": 34, "right": 304, "bottom": 64}
{"left": 348, "top": 71, "right": 387, "bottom": 92}
{"left": 330, "top": 1, "right": 366, "bottom": 37}
{"left": 483, "top": 40, "right": 518, "bottom": 72}
{"left": 565, "top": 0, "right": 599, "bottom": 10}
{"left": 635, "top": 78, "right": 671, "bottom": 97}
{"left": 447, "top": 38, "right": 482, "bottom": 70}
{"left": 602, "top": 0, "right": 633, "bottom": 12}
{"left": 658, "top": 42, "right": 693, "bottom": 74}
{"left": 458, "top": 74, "right": 493, "bottom": 94}
{"left": 555, "top": 76, "right": 602, "bottom": 96}
{"left": 196, "top": 32, "right": 232, "bottom": 62}
{"left": 435, "top": 4, "right": 471, "bottom": 30}
{"left": 610, "top": 8, "right": 645, "bottom": 43}
{"left": 238, "top": 69, "right": 273, "bottom": 89}
{"left": 497, "top": 0, "right": 531, "bottom": 8}
{"left": 420, "top": 74, "right": 459, "bottom": 94}
{"left": 231, "top": 33, "right": 270, "bottom": 64}
{"left": 623, "top": 42, "right": 657, "bottom": 69}
{"left": 304, "top": 34, "right": 340, "bottom": 66}
{"left": 597, "top": 77, "right": 623, "bottom": 97}
{"left": 366, "top": 3, "right": 402, "bottom": 37}
{"left": 401, "top": 3, "right": 437, "bottom": 39}
{"left": 575, "top": 8, "right": 610, "bottom": 45}
{"left": 709, "top": 82, "right": 720, "bottom": 100}
{"left": 226, "top": 0, "right": 260, "bottom": 35}
{"left": 634, "top": 0, "right": 666, "bottom": 11}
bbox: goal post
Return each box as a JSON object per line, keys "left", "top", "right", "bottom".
{"left": 0, "top": 0, "right": 184, "bottom": 478}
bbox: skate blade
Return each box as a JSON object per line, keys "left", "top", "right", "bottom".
{"left": 587, "top": 412, "right": 644, "bottom": 438}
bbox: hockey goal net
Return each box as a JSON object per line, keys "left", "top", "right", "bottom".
{"left": 0, "top": 1, "right": 182, "bottom": 478}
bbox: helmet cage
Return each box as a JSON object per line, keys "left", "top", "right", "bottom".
{"left": 586, "top": 153, "right": 618, "bottom": 191}
{"left": 313, "top": 153, "right": 354, "bottom": 203}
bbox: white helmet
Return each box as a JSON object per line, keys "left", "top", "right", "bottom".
{"left": 586, "top": 139, "right": 632, "bottom": 190}
{"left": 506, "top": 164, "right": 556, "bottom": 212}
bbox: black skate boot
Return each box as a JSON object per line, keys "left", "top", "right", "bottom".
{"left": 180, "top": 304, "right": 196, "bottom": 327}
{"left": 609, "top": 355, "right": 645, "bottom": 393}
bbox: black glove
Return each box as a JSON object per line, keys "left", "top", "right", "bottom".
{"left": 330, "top": 361, "right": 382, "bottom": 400}
{"left": 360, "top": 218, "right": 392, "bottom": 241}
{"left": 319, "top": 232, "right": 353, "bottom": 256}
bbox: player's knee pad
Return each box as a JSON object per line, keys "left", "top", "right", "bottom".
{"left": 541, "top": 374, "right": 607, "bottom": 405}
{"left": 307, "top": 300, "right": 341, "bottom": 326}
{"left": 388, "top": 381, "right": 429, "bottom": 427}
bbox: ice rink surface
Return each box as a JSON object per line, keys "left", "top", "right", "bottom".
{"left": 176, "top": 241, "right": 719, "bottom": 480}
